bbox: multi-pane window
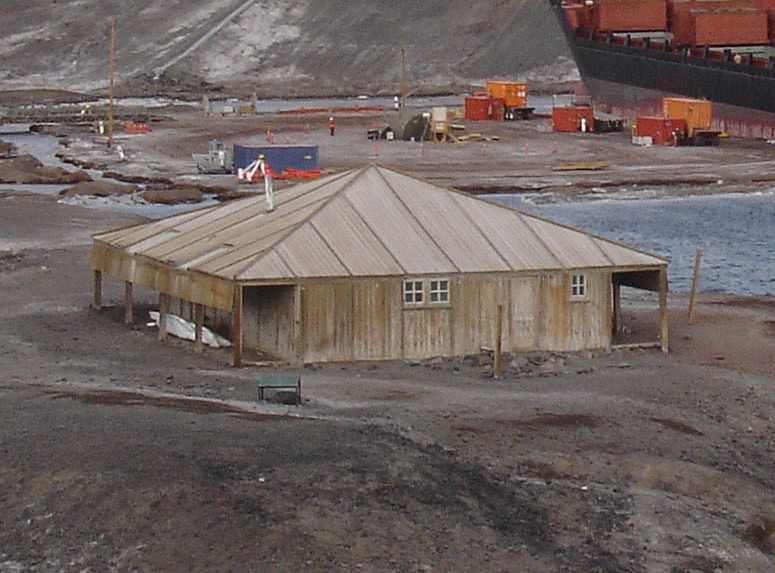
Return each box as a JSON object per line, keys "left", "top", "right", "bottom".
{"left": 571, "top": 274, "right": 587, "bottom": 299}
{"left": 403, "top": 280, "right": 424, "bottom": 305}
{"left": 429, "top": 279, "right": 449, "bottom": 303}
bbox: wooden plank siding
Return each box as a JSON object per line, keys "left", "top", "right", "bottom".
{"left": 243, "top": 271, "right": 615, "bottom": 363}
{"left": 91, "top": 242, "right": 234, "bottom": 310}
{"left": 537, "top": 270, "right": 612, "bottom": 352}
{"left": 242, "top": 286, "right": 295, "bottom": 360}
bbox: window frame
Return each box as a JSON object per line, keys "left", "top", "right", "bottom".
{"left": 403, "top": 279, "right": 425, "bottom": 306}
{"left": 429, "top": 278, "right": 450, "bottom": 304}
{"left": 570, "top": 273, "right": 588, "bottom": 300}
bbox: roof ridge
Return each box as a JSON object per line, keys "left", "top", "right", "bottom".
{"left": 376, "top": 165, "right": 669, "bottom": 264}
{"left": 374, "top": 166, "right": 462, "bottom": 273}
{"left": 233, "top": 167, "right": 370, "bottom": 280}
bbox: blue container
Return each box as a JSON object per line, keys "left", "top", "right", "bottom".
{"left": 233, "top": 145, "right": 319, "bottom": 173}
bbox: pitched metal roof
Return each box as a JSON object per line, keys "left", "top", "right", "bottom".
{"left": 94, "top": 165, "right": 667, "bottom": 282}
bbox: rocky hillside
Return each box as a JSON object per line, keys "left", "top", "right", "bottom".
{"left": 0, "top": 0, "right": 572, "bottom": 97}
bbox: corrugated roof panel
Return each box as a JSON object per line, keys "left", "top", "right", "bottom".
{"left": 523, "top": 215, "right": 614, "bottom": 269}
{"left": 275, "top": 223, "right": 349, "bottom": 278}
{"left": 450, "top": 194, "right": 558, "bottom": 270}
{"left": 93, "top": 166, "right": 667, "bottom": 287}
{"left": 308, "top": 196, "right": 405, "bottom": 277}
{"left": 344, "top": 168, "right": 456, "bottom": 275}
{"left": 191, "top": 201, "right": 328, "bottom": 275}
{"left": 592, "top": 238, "right": 665, "bottom": 267}
{"left": 150, "top": 192, "right": 334, "bottom": 265}
{"left": 202, "top": 231, "right": 287, "bottom": 278}
{"left": 381, "top": 170, "right": 510, "bottom": 273}
{"left": 138, "top": 171, "right": 354, "bottom": 261}
{"left": 237, "top": 250, "right": 295, "bottom": 281}
{"left": 100, "top": 206, "right": 219, "bottom": 248}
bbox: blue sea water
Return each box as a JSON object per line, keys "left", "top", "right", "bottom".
{"left": 489, "top": 192, "right": 775, "bottom": 296}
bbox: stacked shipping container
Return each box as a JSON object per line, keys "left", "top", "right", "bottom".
{"left": 670, "top": 0, "right": 774, "bottom": 45}
{"left": 591, "top": 0, "right": 668, "bottom": 31}
{"left": 576, "top": 1, "right": 775, "bottom": 46}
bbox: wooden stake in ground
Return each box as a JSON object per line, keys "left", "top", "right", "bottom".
{"left": 123, "top": 281, "right": 133, "bottom": 324}
{"left": 659, "top": 268, "right": 670, "bottom": 354}
{"left": 494, "top": 304, "right": 503, "bottom": 379}
{"left": 232, "top": 286, "right": 243, "bottom": 367}
{"left": 687, "top": 248, "right": 703, "bottom": 324}
{"left": 93, "top": 270, "right": 102, "bottom": 309}
{"left": 107, "top": 16, "right": 116, "bottom": 149}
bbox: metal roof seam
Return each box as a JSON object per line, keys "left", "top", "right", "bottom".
{"left": 448, "top": 193, "right": 515, "bottom": 271}
{"left": 145, "top": 191, "right": 338, "bottom": 262}
{"left": 339, "top": 194, "right": 407, "bottom": 275}
{"left": 234, "top": 167, "right": 371, "bottom": 280}
{"left": 515, "top": 213, "right": 566, "bottom": 268}
{"left": 373, "top": 166, "right": 462, "bottom": 274}
{"left": 308, "top": 219, "right": 355, "bottom": 277}
{"left": 377, "top": 165, "right": 668, "bottom": 265}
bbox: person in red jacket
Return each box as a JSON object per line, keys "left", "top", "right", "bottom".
{"left": 328, "top": 116, "right": 335, "bottom": 136}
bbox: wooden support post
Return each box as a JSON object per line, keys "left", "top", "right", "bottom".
{"left": 158, "top": 293, "right": 168, "bottom": 341}
{"left": 659, "top": 268, "right": 669, "bottom": 354}
{"left": 494, "top": 304, "right": 503, "bottom": 379}
{"left": 194, "top": 303, "right": 204, "bottom": 354}
{"left": 232, "top": 286, "right": 243, "bottom": 367}
{"left": 687, "top": 248, "right": 703, "bottom": 324}
{"left": 612, "top": 278, "right": 622, "bottom": 336}
{"left": 93, "top": 270, "right": 103, "bottom": 309}
{"left": 293, "top": 285, "right": 303, "bottom": 365}
{"left": 123, "top": 281, "right": 133, "bottom": 324}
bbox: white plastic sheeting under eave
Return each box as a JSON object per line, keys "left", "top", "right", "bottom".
{"left": 148, "top": 311, "right": 232, "bottom": 348}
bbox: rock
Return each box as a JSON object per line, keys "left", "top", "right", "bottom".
{"left": 510, "top": 356, "right": 529, "bottom": 369}
{"left": 0, "top": 140, "right": 13, "bottom": 158}
{"left": 0, "top": 154, "right": 92, "bottom": 184}
{"left": 60, "top": 180, "right": 138, "bottom": 197}
{"left": 142, "top": 185, "right": 203, "bottom": 204}
{"left": 616, "top": 362, "right": 632, "bottom": 369}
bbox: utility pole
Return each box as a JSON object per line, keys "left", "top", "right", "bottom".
{"left": 108, "top": 16, "right": 116, "bottom": 148}
{"left": 400, "top": 39, "right": 407, "bottom": 110}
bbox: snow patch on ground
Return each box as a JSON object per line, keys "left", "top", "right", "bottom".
{"left": 195, "top": 1, "right": 304, "bottom": 81}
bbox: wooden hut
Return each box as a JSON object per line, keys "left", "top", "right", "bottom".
{"left": 91, "top": 166, "right": 669, "bottom": 365}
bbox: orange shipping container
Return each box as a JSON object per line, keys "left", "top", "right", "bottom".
{"left": 635, "top": 117, "right": 688, "bottom": 144}
{"left": 662, "top": 97, "right": 712, "bottom": 135}
{"left": 485, "top": 81, "right": 528, "bottom": 108}
{"left": 695, "top": 11, "right": 769, "bottom": 45}
{"left": 553, "top": 106, "right": 595, "bottom": 133}
{"left": 465, "top": 95, "right": 493, "bottom": 121}
{"left": 769, "top": 10, "right": 775, "bottom": 43}
{"left": 593, "top": 0, "right": 668, "bottom": 31}
{"left": 673, "top": 9, "right": 769, "bottom": 45}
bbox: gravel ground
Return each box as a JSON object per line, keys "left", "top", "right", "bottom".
{"left": 0, "top": 186, "right": 774, "bottom": 572}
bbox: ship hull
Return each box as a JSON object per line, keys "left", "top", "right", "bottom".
{"left": 549, "top": 1, "right": 775, "bottom": 138}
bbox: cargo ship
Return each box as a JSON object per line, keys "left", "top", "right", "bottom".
{"left": 549, "top": 0, "right": 775, "bottom": 138}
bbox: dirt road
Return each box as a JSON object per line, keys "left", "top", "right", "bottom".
{"left": 1, "top": 187, "right": 774, "bottom": 572}
{"left": 50, "top": 105, "right": 775, "bottom": 200}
